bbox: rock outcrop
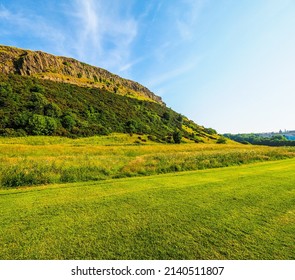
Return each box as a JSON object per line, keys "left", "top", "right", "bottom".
{"left": 0, "top": 45, "right": 164, "bottom": 104}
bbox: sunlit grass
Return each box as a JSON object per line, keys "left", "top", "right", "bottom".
{"left": 1, "top": 135, "right": 295, "bottom": 187}
{"left": 0, "top": 159, "right": 294, "bottom": 259}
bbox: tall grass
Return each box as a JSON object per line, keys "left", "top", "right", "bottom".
{"left": 1, "top": 135, "right": 295, "bottom": 188}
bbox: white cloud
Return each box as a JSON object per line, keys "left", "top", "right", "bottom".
{"left": 0, "top": 1, "right": 138, "bottom": 74}
{"left": 146, "top": 56, "right": 201, "bottom": 88}
{"left": 72, "top": 0, "right": 138, "bottom": 72}
{"left": 176, "top": 0, "right": 205, "bottom": 40}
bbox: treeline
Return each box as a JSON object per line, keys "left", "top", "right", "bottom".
{"left": 224, "top": 133, "right": 295, "bottom": 146}
{"left": 0, "top": 74, "right": 212, "bottom": 142}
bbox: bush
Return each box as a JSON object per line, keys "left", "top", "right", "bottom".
{"left": 28, "top": 114, "right": 57, "bottom": 135}
{"left": 44, "top": 103, "right": 62, "bottom": 118}
{"left": 217, "top": 137, "right": 227, "bottom": 144}
{"left": 62, "top": 114, "right": 76, "bottom": 130}
{"left": 30, "top": 92, "right": 49, "bottom": 114}
{"left": 173, "top": 130, "right": 182, "bottom": 144}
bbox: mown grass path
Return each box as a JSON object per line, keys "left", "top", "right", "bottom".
{"left": 0, "top": 159, "right": 294, "bottom": 259}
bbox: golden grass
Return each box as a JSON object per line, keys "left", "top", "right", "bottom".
{"left": 1, "top": 135, "right": 295, "bottom": 188}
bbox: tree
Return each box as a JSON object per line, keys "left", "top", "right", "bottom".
{"left": 28, "top": 114, "right": 57, "bottom": 135}
{"left": 44, "top": 117, "right": 58, "bottom": 135}
{"left": 30, "top": 92, "right": 49, "bottom": 114}
{"left": 44, "top": 103, "right": 62, "bottom": 118}
{"left": 173, "top": 130, "right": 182, "bottom": 144}
{"left": 162, "top": 111, "right": 171, "bottom": 121}
{"left": 125, "top": 120, "right": 137, "bottom": 135}
{"left": 0, "top": 82, "right": 18, "bottom": 107}
{"left": 205, "top": 127, "right": 217, "bottom": 135}
{"left": 62, "top": 114, "right": 76, "bottom": 130}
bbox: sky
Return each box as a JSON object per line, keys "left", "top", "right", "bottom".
{"left": 0, "top": 0, "right": 295, "bottom": 133}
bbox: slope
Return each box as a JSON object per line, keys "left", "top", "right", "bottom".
{"left": 0, "top": 45, "right": 218, "bottom": 142}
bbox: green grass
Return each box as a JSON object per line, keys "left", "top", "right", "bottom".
{"left": 0, "top": 159, "right": 294, "bottom": 259}
{"left": 1, "top": 135, "right": 295, "bottom": 187}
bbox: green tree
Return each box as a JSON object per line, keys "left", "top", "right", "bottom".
{"left": 162, "top": 111, "right": 171, "bottom": 121}
{"left": 30, "top": 92, "right": 49, "bottom": 114}
{"left": 0, "top": 82, "right": 18, "bottom": 107}
{"left": 62, "top": 114, "right": 76, "bottom": 130}
{"left": 13, "top": 112, "right": 31, "bottom": 128}
{"left": 44, "top": 103, "right": 62, "bottom": 118}
{"left": 28, "top": 114, "right": 57, "bottom": 135}
{"left": 205, "top": 128, "right": 217, "bottom": 135}
{"left": 173, "top": 130, "right": 182, "bottom": 144}
{"left": 125, "top": 120, "right": 138, "bottom": 135}
{"left": 44, "top": 117, "right": 58, "bottom": 135}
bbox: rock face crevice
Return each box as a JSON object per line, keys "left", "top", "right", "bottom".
{"left": 0, "top": 45, "right": 164, "bottom": 104}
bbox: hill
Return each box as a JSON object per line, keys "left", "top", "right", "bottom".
{"left": 0, "top": 45, "right": 219, "bottom": 142}
{"left": 0, "top": 45, "right": 163, "bottom": 104}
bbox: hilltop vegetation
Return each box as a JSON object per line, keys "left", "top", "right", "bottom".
{"left": 0, "top": 73, "right": 217, "bottom": 142}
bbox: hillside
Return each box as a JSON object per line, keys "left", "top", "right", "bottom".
{"left": 0, "top": 45, "right": 163, "bottom": 104}
{"left": 0, "top": 45, "right": 219, "bottom": 142}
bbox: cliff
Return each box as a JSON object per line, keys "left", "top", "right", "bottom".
{"left": 0, "top": 45, "right": 164, "bottom": 104}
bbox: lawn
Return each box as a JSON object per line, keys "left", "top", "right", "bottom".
{"left": 0, "top": 158, "right": 294, "bottom": 259}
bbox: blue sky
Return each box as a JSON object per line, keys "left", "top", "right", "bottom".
{"left": 1, "top": 0, "right": 295, "bottom": 133}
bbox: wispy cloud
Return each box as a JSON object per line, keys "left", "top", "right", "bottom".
{"left": 0, "top": 1, "right": 138, "bottom": 74}
{"left": 71, "top": 0, "right": 138, "bottom": 73}
{"left": 146, "top": 56, "right": 201, "bottom": 88}
{"left": 176, "top": 0, "right": 205, "bottom": 40}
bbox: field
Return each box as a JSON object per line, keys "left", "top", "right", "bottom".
{"left": 0, "top": 135, "right": 295, "bottom": 259}
{"left": 1, "top": 134, "right": 295, "bottom": 188}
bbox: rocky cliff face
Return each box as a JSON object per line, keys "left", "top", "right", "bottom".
{"left": 0, "top": 45, "right": 164, "bottom": 104}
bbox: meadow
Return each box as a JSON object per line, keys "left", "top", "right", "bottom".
{"left": 1, "top": 134, "right": 295, "bottom": 188}
{"left": 0, "top": 158, "right": 294, "bottom": 259}
{"left": 0, "top": 135, "right": 294, "bottom": 259}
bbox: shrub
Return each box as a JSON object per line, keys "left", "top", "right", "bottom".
{"left": 62, "top": 114, "right": 76, "bottom": 130}
{"left": 173, "top": 130, "right": 182, "bottom": 144}
{"left": 30, "top": 92, "right": 49, "bottom": 114}
{"left": 44, "top": 103, "right": 62, "bottom": 118}
{"left": 28, "top": 114, "right": 57, "bottom": 135}
{"left": 216, "top": 137, "right": 227, "bottom": 144}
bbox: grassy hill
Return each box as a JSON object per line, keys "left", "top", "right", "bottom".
{"left": 0, "top": 45, "right": 219, "bottom": 142}
{"left": 1, "top": 158, "right": 294, "bottom": 259}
